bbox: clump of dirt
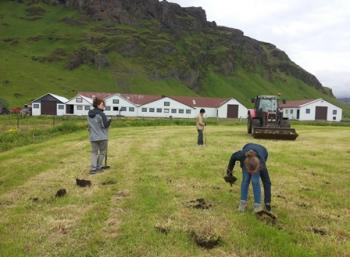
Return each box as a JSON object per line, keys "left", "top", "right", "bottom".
{"left": 312, "top": 227, "right": 327, "bottom": 236}
{"left": 101, "top": 178, "right": 117, "bottom": 186}
{"left": 186, "top": 198, "right": 212, "bottom": 210}
{"left": 276, "top": 194, "right": 286, "bottom": 199}
{"left": 154, "top": 222, "right": 171, "bottom": 234}
{"left": 296, "top": 202, "right": 312, "bottom": 209}
{"left": 191, "top": 228, "right": 221, "bottom": 249}
{"left": 116, "top": 190, "right": 130, "bottom": 198}
{"left": 30, "top": 197, "right": 39, "bottom": 202}
{"left": 256, "top": 210, "right": 277, "bottom": 225}
{"left": 76, "top": 178, "right": 91, "bottom": 187}
{"left": 55, "top": 188, "right": 67, "bottom": 198}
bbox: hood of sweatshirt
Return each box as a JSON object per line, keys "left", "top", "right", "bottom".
{"left": 88, "top": 108, "right": 103, "bottom": 118}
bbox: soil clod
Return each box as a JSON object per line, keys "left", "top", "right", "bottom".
{"left": 116, "top": 190, "right": 130, "bottom": 198}
{"left": 55, "top": 188, "right": 67, "bottom": 197}
{"left": 187, "top": 198, "right": 212, "bottom": 209}
{"left": 76, "top": 178, "right": 91, "bottom": 187}
{"left": 101, "top": 178, "right": 117, "bottom": 185}
{"left": 191, "top": 230, "right": 221, "bottom": 249}
{"left": 312, "top": 227, "right": 327, "bottom": 236}
{"left": 154, "top": 223, "right": 171, "bottom": 234}
{"left": 256, "top": 210, "right": 277, "bottom": 224}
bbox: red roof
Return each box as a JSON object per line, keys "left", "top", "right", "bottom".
{"left": 78, "top": 92, "right": 114, "bottom": 99}
{"left": 280, "top": 99, "right": 316, "bottom": 108}
{"left": 78, "top": 91, "right": 231, "bottom": 107}
{"left": 120, "top": 93, "right": 163, "bottom": 105}
{"left": 171, "top": 96, "right": 229, "bottom": 108}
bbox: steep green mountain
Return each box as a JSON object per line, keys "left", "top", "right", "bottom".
{"left": 0, "top": 0, "right": 349, "bottom": 116}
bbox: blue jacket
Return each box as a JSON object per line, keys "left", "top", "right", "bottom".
{"left": 227, "top": 143, "right": 268, "bottom": 173}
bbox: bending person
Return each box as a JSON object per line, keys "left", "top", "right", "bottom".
{"left": 226, "top": 143, "right": 272, "bottom": 212}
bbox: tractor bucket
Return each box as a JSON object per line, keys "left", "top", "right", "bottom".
{"left": 252, "top": 127, "right": 298, "bottom": 140}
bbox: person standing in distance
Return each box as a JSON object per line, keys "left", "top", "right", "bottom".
{"left": 196, "top": 108, "right": 206, "bottom": 146}
{"left": 87, "top": 97, "right": 112, "bottom": 174}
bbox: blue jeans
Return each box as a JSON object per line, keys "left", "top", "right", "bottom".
{"left": 241, "top": 168, "right": 261, "bottom": 204}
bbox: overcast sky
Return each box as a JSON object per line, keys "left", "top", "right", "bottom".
{"left": 171, "top": 0, "right": 350, "bottom": 97}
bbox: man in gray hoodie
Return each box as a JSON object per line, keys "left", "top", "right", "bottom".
{"left": 87, "top": 97, "right": 111, "bottom": 174}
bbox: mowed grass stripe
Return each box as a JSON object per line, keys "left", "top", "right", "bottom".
{"left": 0, "top": 125, "right": 349, "bottom": 257}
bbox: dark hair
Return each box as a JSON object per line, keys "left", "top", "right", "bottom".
{"left": 93, "top": 97, "right": 105, "bottom": 108}
{"left": 200, "top": 108, "right": 205, "bottom": 113}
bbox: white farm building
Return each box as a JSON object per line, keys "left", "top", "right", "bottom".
{"left": 281, "top": 99, "right": 342, "bottom": 122}
{"left": 39, "top": 91, "right": 248, "bottom": 119}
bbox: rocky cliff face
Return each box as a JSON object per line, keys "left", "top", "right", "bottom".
{"left": 29, "top": 0, "right": 329, "bottom": 94}
{"left": 45, "top": 0, "right": 213, "bottom": 31}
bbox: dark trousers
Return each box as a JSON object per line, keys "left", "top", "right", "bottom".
{"left": 197, "top": 129, "right": 204, "bottom": 145}
{"left": 260, "top": 167, "right": 271, "bottom": 205}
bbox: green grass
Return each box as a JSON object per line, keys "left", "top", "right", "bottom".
{"left": 0, "top": 124, "right": 349, "bottom": 257}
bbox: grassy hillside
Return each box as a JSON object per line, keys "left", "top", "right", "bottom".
{"left": 0, "top": 124, "right": 349, "bottom": 257}
{"left": 1, "top": 1, "right": 349, "bottom": 117}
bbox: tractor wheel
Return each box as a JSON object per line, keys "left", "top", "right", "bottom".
{"left": 251, "top": 119, "right": 260, "bottom": 134}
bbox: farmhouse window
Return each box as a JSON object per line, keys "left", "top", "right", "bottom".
{"left": 164, "top": 101, "right": 170, "bottom": 106}
{"left": 84, "top": 105, "right": 90, "bottom": 110}
{"left": 142, "top": 108, "right": 147, "bottom": 112}
{"left": 33, "top": 103, "right": 40, "bottom": 109}
{"left": 129, "top": 107, "right": 135, "bottom": 112}
{"left": 179, "top": 109, "right": 184, "bottom": 114}
{"left": 333, "top": 110, "right": 337, "bottom": 115}
{"left": 186, "top": 109, "right": 191, "bottom": 114}
{"left": 290, "top": 109, "right": 294, "bottom": 114}
{"left": 157, "top": 108, "right": 162, "bottom": 113}
{"left": 58, "top": 104, "right": 64, "bottom": 110}
{"left": 105, "top": 106, "right": 111, "bottom": 111}
{"left": 120, "top": 107, "right": 127, "bottom": 111}
{"left": 113, "top": 106, "right": 119, "bottom": 111}
{"left": 333, "top": 116, "right": 336, "bottom": 120}
{"left": 164, "top": 109, "right": 170, "bottom": 113}
{"left": 306, "top": 109, "right": 311, "bottom": 114}
{"left": 171, "top": 109, "right": 177, "bottom": 113}
{"left": 149, "top": 108, "right": 155, "bottom": 112}
{"left": 113, "top": 99, "right": 119, "bottom": 104}
{"left": 285, "top": 109, "right": 289, "bottom": 114}
{"left": 77, "top": 105, "right": 83, "bottom": 110}
{"left": 76, "top": 97, "right": 82, "bottom": 103}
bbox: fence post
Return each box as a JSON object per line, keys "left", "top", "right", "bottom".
{"left": 16, "top": 114, "right": 20, "bottom": 130}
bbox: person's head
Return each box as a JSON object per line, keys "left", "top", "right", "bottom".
{"left": 244, "top": 150, "right": 260, "bottom": 173}
{"left": 93, "top": 97, "right": 105, "bottom": 110}
{"left": 200, "top": 109, "right": 205, "bottom": 114}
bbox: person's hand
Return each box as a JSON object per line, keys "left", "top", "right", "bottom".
{"left": 224, "top": 174, "right": 237, "bottom": 186}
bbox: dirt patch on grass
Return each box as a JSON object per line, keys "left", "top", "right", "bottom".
{"left": 191, "top": 226, "right": 221, "bottom": 249}
{"left": 186, "top": 198, "right": 212, "bottom": 210}
{"left": 101, "top": 178, "right": 117, "bottom": 186}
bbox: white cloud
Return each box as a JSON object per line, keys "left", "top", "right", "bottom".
{"left": 170, "top": 0, "right": 350, "bottom": 97}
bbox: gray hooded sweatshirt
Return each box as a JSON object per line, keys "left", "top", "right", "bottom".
{"left": 88, "top": 108, "right": 111, "bottom": 141}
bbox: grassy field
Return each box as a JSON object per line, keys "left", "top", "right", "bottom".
{"left": 0, "top": 124, "right": 349, "bottom": 257}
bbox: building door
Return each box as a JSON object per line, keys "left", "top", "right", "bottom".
{"left": 41, "top": 101, "right": 57, "bottom": 115}
{"left": 66, "top": 104, "right": 74, "bottom": 114}
{"left": 297, "top": 110, "right": 300, "bottom": 120}
{"left": 315, "top": 106, "right": 328, "bottom": 120}
{"left": 227, "top": 104, "right": 239, "bottom": 118}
